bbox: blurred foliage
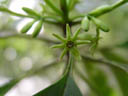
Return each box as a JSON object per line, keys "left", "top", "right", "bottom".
{"left": 0, "top": 0, "right": 128, "bottom": 96}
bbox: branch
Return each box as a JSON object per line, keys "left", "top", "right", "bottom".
{"left": 0, "top": 33, "right": 59, "bottom": 44}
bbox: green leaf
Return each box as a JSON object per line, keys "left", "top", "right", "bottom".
{"left": 117, "top": 41, "right": 128, "bottom": 48}
{"left": 60, "top": 0, "right": 68, "bottom": 13}
{"left": 34, "top": 75, "right": 82, "bottom": 96}
{"left": 100, "top": 48, "right": 128, "bottom": 64}
{"left": 21, "top": 20, "right": 36, "bottom": 33}
{"left": 32, "top": 20, "right": 43, "bottom": 38}
{"left": 82, "top": 59, "right": 115, "bottom": 96}
{"left": 66, "top": 0, "right": 79, "bottom": 11}
{"left": 100, "top": 49, "right": 128, "bottom": 96}
{"left": 81, "top": 16, "right": 90, "bottom": 32}
{"left": 0, "top": 79, "right": 19, "bottom": 96}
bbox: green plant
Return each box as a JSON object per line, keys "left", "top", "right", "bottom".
{"left": 0, "top": 0, "right": 128, "bottom": 96}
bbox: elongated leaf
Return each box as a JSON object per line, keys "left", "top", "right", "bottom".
{"left": 100, "top": 48, "right": 128, "bottom": 64}
{"left": 117, "top": 41, "right": 128, "bottom": 48}
{"left": 83, "top": 59, "right": 115, "bottom": 96}
{"left": 34, "top": 74, "right": 82, "bottom": 96}
{"left": 100, "top": 49, "right": 128, "bottom": 96}
{"left": 0, "top": 79, "right": 19, "bottom": 96}
{"left": 34, "top": 55, "right": 82, "bottom": 96}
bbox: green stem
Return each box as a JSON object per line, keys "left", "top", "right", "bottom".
{"left": 65, "top": 52, "right": 73, "bottom": 75}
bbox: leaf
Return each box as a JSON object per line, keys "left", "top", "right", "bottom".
{"left": 100, "top": 48, "right": 128, "bottom": 64}
{"left": 0, "top": 79, "right": 19, "bottom": 96}
{"left": 117, "top": 41, "right": 128, "bottom": 48}
{"left": 100, "top": 49, "right": 128, "bottom": 96}
{"left": 34, "top": 62, "right": 82, "bottom": 96}
{"left": 34, "top": 54, "right": 82, "bottom": 96}
{"left": 83, "top": 59, "right": 115, "bottom": 96}
{"left": 60, "top": 0, "right": 68, "bottom": 13}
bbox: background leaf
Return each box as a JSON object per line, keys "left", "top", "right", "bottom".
{"left": 100, "top": 48, "right": 128, "bottom": 96}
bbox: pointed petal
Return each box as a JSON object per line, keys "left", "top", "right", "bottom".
{"left": 51, "top": 44, "right": 65, "bottom": 48}
{"left": 60, "top": 48, "right": 68, "bottom": 60}
{"left": 70, "top": 47, "right": 81, "bottom": 60}
{"left": 72, "top": 28, "right": 81, "bottom": 41}
{"left": 66, "top": 24, "right": 71, "bottom": 40}
{"left": 53, "top": 33, "right": 65, "bottom": 42}
{"left": 76, "top": 40, "right": 91, "bottom": 45}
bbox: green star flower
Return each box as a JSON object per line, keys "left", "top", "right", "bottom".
{"left": 52, "top": 24, "right": 91, "bottom": 60}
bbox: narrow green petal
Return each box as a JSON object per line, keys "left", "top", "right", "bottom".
{"left": 70, "top": 47, "right": 81, "bottom": 60}
{"left": 51, "top": 44, "right": 65, "bottom": 48}
{"left": 90, "top": 43, "right": 97, "bottom": 55}
{"left": 60, "top": 48, "right": 68, "bottom": 60}
{"left": 72, "top": 28, "right": 81, "bottom": 41}
{"left": 90, "top": 28, "right": 100, "bottom": 55}
{"left": 76, "top": 40, "right": 91, "bottom": 45}
{"left": 53, "top": 33, "right": 65, "bottom": 42}
{"left": 66, "top": 24, "right": 71, "bottom": 40}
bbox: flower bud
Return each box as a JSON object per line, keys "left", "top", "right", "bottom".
{"left": 81, "top": 16, "right": 90, "bottom": 32}
{"left": 89, "top": 5, "right": 112, "bottom": 17}
{"left": 91, "top": 17, "right": 109, "bottom": 32}
{"left": 32, "top": 20, "right": 43, "bottom": 37}
{"left": 21, "top": 20, "right": 35, "bottom": 33}
{"left": 22, "top": 7, "right": 40, "bottom": 17}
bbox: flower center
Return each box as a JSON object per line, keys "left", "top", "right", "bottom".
{"left": 67, "top": 41, "right": 74, "bottom": 48}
